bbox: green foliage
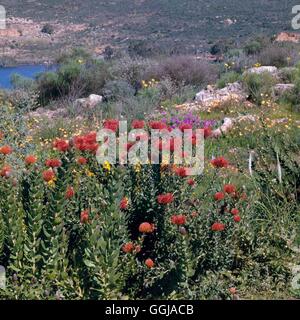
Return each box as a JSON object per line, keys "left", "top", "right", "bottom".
{"left": 217, "top": 71, "right": 241, "bottom": 89}
{"left": 242, "top": 72, "right": 276, "bottom": 105}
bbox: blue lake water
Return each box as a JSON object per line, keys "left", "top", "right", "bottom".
{"left": 0, "top": 64, "right": 56, "bottom": 89}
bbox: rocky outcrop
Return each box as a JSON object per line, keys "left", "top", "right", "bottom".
{"left": 275, "top": 32, "right": 300, "bottom": 43}
{"left": 243, "top": 66, "right": 278, "bottom": 77}
{"left": 194, "top": 82, "right": 247, "bottom": 109}
{"left": 274, "top": 83, "right": 295, "bottom": 96}
{"left": 74, "top": 94, "right": 103, "bottom": 109}
{"left": 211, "top": 115, "right": 257, "bottom": 138}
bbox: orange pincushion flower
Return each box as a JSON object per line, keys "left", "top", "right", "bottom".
{"left": 77, "top": 157, "right": 88, "bottom": 165}
{"left": 0, "top": 145, "right": 12, "bottom": 155}
{"left": 145, "top": 258, "right": 154, "bottom": 268}
{"left": 42, "top": 169, "right": 55, "bottom": 182}
{"left": 139, "top": 222, "right": 154, "bottom": 233}
{"left": 122, "top": 242, "right": 134, "bottom": 253}
{"left": 25, "top": 155, "right": 37, "bottom": 165}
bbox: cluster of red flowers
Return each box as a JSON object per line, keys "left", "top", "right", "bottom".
{"left": 211, "top": 157, "right": 229, "bottom": 168}
{"left": 157, "top": 193, "right": 174, "bottom": 204}
{"left": 103, "top": 119, "right": 119, "bottom": 132}
{"left": 173, "top": 166, "right": 188, "bottom": 177}
{"left": 45, "top": 158, "right": 62, "bottom": 168}
{"left": 53, "top": 139, "right": 69, "bottom": 152}
{"left": 171, "top": 214, "right": 186, "bottom": 225}
{"left": 131, "top": 120, "right": 145, "bottom": 129}
{"left": 73, "top": 132, "right": 98, "bottom": 153}
{"left": 212, "top": 183, "right": 243, "bottom": 230}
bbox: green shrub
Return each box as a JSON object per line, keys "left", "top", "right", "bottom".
{"left": 242, "top": 72, "right": 276, "bottom": 104}
{"left": 217, "top": 71, "right": 241, "bottom": 89}
{"left": 145, "top": 55, "right": 218, "bottom": 87}
{"left": 102, "top": 80, "right": 135, "bottom": 102}
{"left": 257, "top": 45, "right": 291, "bottom": 68}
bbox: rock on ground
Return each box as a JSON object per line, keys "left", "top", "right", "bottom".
{"left": 74, "top": 94, "right": 103, "bottom": 109}
{"left": 194, "top": 82, "right": 248, "bottom": 109}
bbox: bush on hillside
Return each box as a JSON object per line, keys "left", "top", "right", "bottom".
{"left": 145, "top": 55, "right": 218, "bottom": 87}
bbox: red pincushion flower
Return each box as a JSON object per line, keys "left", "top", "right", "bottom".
{"left": 211, "top": 222, "right": 225, "bottom": 231}
{"left": 132, "top": 119, "right": 145, "bottom": 129}
{"left": 53, "top": 139, "right": 69, "bottom": 152}
{"left": 214, "top": 192, "right": 225, "bottom": 201}
{"left": 211, "top": 157, "right": 229, "bottom": 168}
{"left": 80, "top": 210, "right": 89, "bottom": 224}
{"left": 122, "top": 242, "right": 134, "bottom": 253}
{"left": 157, "top": 193, "right": 174, "bottom": 204}
{"left": 135, "top": 245, "right": 142, "bottom": 253}
{"left": 45, "top": 158, "right": 62, "bottom": 168}
{"left": 0, "top": 165, "right": 11, "bottom": 178}
{"left": 77, "top": 157, "right": 88, "bottom": 165}
{"left": 224, "top": 184, "right": 236, "bottom": 194}
{"left": 139, "top": 222, "right": 154, "bottom": 233}
{"left": 65, "top": 186, "right": 75, "bottom": 199}
{"left": 234, "top": 215, "right": 241, "bottom": 222}
{"left": 0, "top": 145, "right": 12, "bottom": 155}
{"left": 204, "top": 127, "right": 212, "bottom": 138}
{"left": 149, "top": 121, "right": 168, "bottom": 130}
{"left": 171, "top": 214, "right": 186, "bottom": 225}
{"left": 25, "top": 155, "right": 37, "bottom": 165}
{"left": 229, "top": 287, "right": 237, "bottom": 295}
{"left": 174, "top": 167, "right": 187, "bottom": 177}
{"left": 74, "top": 133, "right": 99, "bottom": 153}
{"left": 179, "top": 123, "right": 193, "bottom": 131}
{"left": 103, "top": 119, "right": 119, "bottom": 132}
{"left": 145, "top": 258, "right": 154, "bottom": 268}
{"left": 42, "top": 169, "right": 55, "bottom": 182}
{"left": 187, "top": 178, "right": 195, "bottom": 186}
{"left": 231, "top": 208, "right": 239, "bottom": 216}
{"left": 120, "top": 197, "right": 129, "bottom": 210}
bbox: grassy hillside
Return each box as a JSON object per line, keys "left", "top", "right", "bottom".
{"left": 2, "top": 0, "right": 300, "bottom": 53}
